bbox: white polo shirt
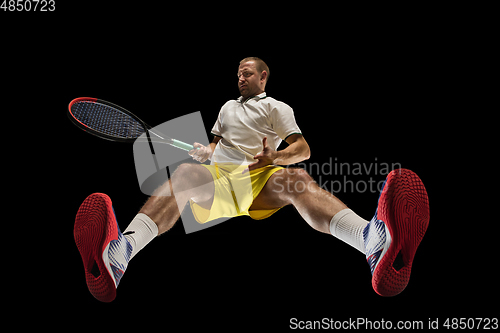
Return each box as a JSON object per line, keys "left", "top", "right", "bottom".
{"left": 210, "top": 92, "right": 302, "bottom": 165}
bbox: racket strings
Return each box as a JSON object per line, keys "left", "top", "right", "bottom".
{"left": 72, "top": 101, "right": 146, "bottom": 139}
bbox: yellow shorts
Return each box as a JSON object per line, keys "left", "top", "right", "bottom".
{"left": 189, "top": 163, "right": 284, "bottom": 224}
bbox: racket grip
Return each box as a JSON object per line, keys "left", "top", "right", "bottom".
{"left": 172, "top": 139, "right": 195, "bottom": 151}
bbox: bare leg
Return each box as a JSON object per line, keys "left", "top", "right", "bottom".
{"left": 250, "top": 168, "right": 347, "bottom": 234}
{"left": 139, "top": 163, "right": 214, "bottom": 234}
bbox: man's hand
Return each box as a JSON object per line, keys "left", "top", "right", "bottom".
{"left": 244, "top": 137, "right": 277, "bottom": 173}
{"left": 243, "top": 134, "right": 310, "bottom": 174}
{"left": 189, "top": 142, "right": 212, "bottom": 163}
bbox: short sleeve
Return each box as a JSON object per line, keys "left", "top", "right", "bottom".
{"left": 269, "top": 102, "right": 302, "bottom": 141}
{"left": 210, "top": 104, "right": 225, "bottom": 137}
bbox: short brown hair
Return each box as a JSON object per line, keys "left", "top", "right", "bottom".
{"left": 240, "top": 57, "right": 270, "bottom": 82}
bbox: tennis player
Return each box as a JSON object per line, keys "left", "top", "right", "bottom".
{"left": 74, "top": 57, "right": 430, "bottom": 302}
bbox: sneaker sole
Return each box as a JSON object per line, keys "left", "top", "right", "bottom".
{"left": 372, "top": 169, "right": 430, "bottom": 296}
{"left": 74, "top": 193, "right": 118, "bottom": 302}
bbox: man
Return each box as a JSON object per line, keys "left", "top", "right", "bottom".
{"left": 74, "top": 57, "right": 430, "bottom": 302}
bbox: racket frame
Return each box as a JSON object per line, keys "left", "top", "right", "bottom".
{"left": 68, "top": 97, "right": 144, "bottom": 143}
{"left": 67, "top": 97, "right": 195, "bottom": 151}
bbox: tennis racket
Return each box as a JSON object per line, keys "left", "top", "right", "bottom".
{"left": 67, "top": 97, "right": 195, "bottom": 151}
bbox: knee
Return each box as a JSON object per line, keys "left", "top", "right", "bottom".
{"left": 171, "top": 163, "right": 211, "bottom": 190}
{"left": 173, "top": 163, "right": 198, "bottom": 179}
{"left": 172, "top": 163, "right": 203, "bottom": 185}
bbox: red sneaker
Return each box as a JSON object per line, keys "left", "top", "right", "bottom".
{"left": 363, "top": 169, "right": 430, "bottom": 296}
{"left": 74, "top": 193, "right": 132, "bottom": 302}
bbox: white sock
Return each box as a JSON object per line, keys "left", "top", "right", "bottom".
{"left": 123, "top": 213, "right": 159, "bottom": 260}
{"left": 329, "top": 208, "right": 369, "bottom": 254}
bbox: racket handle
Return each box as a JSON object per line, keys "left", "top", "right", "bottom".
{"left": 171, "top": 139, "right": 195, "bottom": 151}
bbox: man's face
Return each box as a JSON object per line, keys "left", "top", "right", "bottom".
{"left": 237, "top": 61, "right": 266, "bottom": 99}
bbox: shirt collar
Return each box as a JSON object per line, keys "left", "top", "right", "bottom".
{"left": 237, "top": 92, "right": 267, "bottom": 103}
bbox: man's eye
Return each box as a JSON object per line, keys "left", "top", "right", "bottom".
{"left": 238, "top": 72, "right": 252, "bottom": 78}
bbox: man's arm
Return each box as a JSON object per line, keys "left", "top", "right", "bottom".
{"left": 274, "top": 134, "right": 310, "bottom": 165}
{"left": 246, "top": 134, "right": 310, "bottom": 172}
{"left": 189, "top": 136, "right": 221, "bottom": 163}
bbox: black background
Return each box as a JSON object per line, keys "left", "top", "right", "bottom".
{"left": 3, "top": 2, "right": 495, "bottom": 331}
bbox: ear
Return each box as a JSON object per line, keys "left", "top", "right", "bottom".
{"left": 260, "top": 70, "right": 268, "bottom": 82}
